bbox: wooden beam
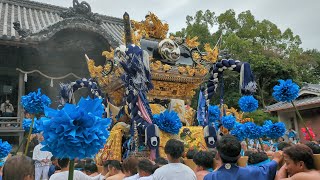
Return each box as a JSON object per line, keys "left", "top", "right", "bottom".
{"left": 17, "top": 72, "right": 25, "bottom": 127}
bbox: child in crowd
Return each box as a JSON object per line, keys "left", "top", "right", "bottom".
{"left": 137, "top": 159, "right": 156, "bottom": 180}
{"left": 85, "top": 163, "right": 99, "bottom": 177}
{"left": 48, "top": 156, "right": 61, "bottom": 178}
{"left": 247, "top": 152, "right": 270, "bottom": 166}
{"left": 193, "top": 151, "right": 214, "bottom": 180}
{"left": 122, "top": 156, "right": 139, "bottom": 180}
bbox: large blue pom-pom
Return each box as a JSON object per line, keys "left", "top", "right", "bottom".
{"left": 238, "top": 95, "right": 258, "bottom": 112}
{"left": 230, "top": 122, "right": 247, "bottom": 141}
{"left": 221, "top": 115, "right": 236, "bottom": 130}
{"left": 208, "top": 105, "right": 220, "bottom": 123}
{"left": 153, "top": 110, "right": 182, "bottom": 134}
{"left": 0, "top": 139, "right": 12, "bottom": 159}
{"left": 21, "top": 88, "right": 51, "bottom": 114}
{"left": 22, "top": 118, "right": 42, "bottom": 134}
{"left": 272, "top": 79, "right": 300, "bottom": 102}
{"left": 263, "top": 120, "right": 286, "bottom": 139}
{"left": 40, "top": 97, "right": 111, "bottom": 159}
{"left": 244, "top": 122, "right": 262, "bottom": 139}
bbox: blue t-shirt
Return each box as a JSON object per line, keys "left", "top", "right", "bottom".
{"left": 204, "top": 160, "right": 278, "bottom": 180}
{"left": 48, "top": 165, "right": 56, "bottom": 178}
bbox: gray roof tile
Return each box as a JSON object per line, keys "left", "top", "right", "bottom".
{"left": 265, "top": 97, "right": 320, "bottom": 112}
{"left": 300, "top": 83, "right": 320, "bottom": 93}
{"left": 266, "top": 83, "right": 320, "bottom": 112}
{"left": 0, "top": 0, "right": 124, "bottom": 45}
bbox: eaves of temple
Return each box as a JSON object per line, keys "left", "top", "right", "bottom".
{"left": 0, "top": 0, "right": 124, "bottom": 47}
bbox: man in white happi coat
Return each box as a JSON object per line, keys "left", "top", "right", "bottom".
{"left": 33, "top": 133, "right": 52, "bottom": 180}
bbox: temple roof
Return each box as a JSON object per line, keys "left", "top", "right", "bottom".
{"left": 0, "top": 0, "right": 124, "bottom": 45}
{"left": 265, "top": 83, "right": 320, "bottom": 112}
{"left": 299, "top": 83, "right": 320, "bottom": 95}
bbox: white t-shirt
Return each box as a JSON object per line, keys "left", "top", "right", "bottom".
{"left": 124, "top": 174, "right": 140, "bottom": 180}
{"left": 138, "top": 175, "right": 153, "bottom": 180}
{"left": 49, "top": 170, "right": 102, "bottom": 180}
{"left": 32, "top": 144, "right": 52, "bottom": 167}
{"left": 152, "top": 163, "right": 196, "bottom": 180}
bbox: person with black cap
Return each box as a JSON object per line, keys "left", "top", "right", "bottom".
{"left": 204, "top": 135, "right": 283, "bottom": 180}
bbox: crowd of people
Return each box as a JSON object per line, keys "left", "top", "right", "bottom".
{"left": 1, "top": 134, "right": 320, "bottom": 180}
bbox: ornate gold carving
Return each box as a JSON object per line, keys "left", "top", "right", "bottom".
{"left": 222, "top": 105, "right": 253, "bottom": 123}
{"left": 87, "top": 52, "right": 125, "bottom": 92}
{"left": 163, "top": 64, "right": 171, "bottom": 71}
{"left": 178, "top": 66, "right": 186, "bottom": 74}
{"left": 109, "top": 88, "right": 124, "bottom": 106}
{"left": 185, "top": 36, "right": 200, "bottom": 49}
{"left": 132, "top": 31, "right": 143, "bottom": 45}
{"left": 186, "top": 66, "right": 195, "bottom": 76}
{"left": 104, "top": 64, "right": 111, "bottom": 72}
{"left": 102, "top": 48, "right": 114, "bottom": 60}
{"left": 114, "top": 67, "right": 124, "bottom": 77}
{"left": 97, "top": 73, "right": 113, "bottom": 87}
{"left": 225, "top": 106, "right": 243, "bottom": 122}
{"left": 131, "top": 12, "right": 169, "bottom": 39}
{"left": 122, "top": 30, "right": 143, "bottom": 46}
{"left": 179, "top": 126, "right": 207, "bottom": 151}
{"left": 148, "top": 80, "right": 200, "bottom": 101}
{"left": 87, "top": 12, "right": 214, "bottom": 103}
{"left": 173, "top": 103, "right": 183, "bottom": 114}
{"left": 220, "top": 126, "right": 229, "bottom": 135}
{"left": 184, "top": 106, "right": 195, "bottom": 126}
{"left": 96, "top": 122, "right": 129, "bottom": 164}
{"left": 203, "top": 43, "right": 219, "bottom": 63}
{"left": 192, "top": 51, "right": 201, "bottom": 61}
{"left": 87, "top": 59, "right": 103, "bottom": 78}
{"left": 240, "top": 118, "right": 253, "bottom": 124}
{"left": 149, "top": 104, "right": 166, "bottom": 114}
{"left": 195, "top": 64, "right": 208, "bottom": 76}
{"left": 150, "top": 61, "right": 162, "bottom": 71}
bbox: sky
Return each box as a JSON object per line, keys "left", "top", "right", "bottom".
{"left": 33, "top": 0, "right": 320, "bottom": 50}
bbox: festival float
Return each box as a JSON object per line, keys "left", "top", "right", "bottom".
{"left": 17, "top": 9, "right": 320, "bottom": 171}
{"left": 62, "top": 12, "right": 261, "bottom": 165}
{"left": 7, "top": 1, "right": 318, "bottom": 176}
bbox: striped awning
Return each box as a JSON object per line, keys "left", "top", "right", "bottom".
{"left": 0, "top": 0, "right": 124, "bottom": 44}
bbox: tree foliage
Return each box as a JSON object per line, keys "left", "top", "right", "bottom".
{"left": 176, "top": 9, "right": 320, "bottom": 119}
{"left": 243, "top": 109, "right": 278, "bottom": 126}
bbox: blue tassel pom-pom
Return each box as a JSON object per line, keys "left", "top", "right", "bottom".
{"left": 238, "top": 95, "right": 258, "bottom": 112}
{"left": 153, "top": 110, "right": 182, "bottom": 135}
{"left": 272, "top": 79, "right": 299, "bottom": 102}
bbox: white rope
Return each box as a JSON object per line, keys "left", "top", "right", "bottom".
{"left": 16, "top": 68, "right": 81, "bottom": 80}
{"left": 213, "top": 34, "right": 222, "bottom": 50}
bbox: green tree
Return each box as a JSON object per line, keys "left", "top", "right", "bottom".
{"left": 172, "top": 10, "right": 216, "bottom": 49}
{"left": 291, "top": 49, "right": 320, "bottom": 84}
{"left": 177, "top": 9, "right": 319, "bottom": 120}
{"left": 243, "top": 109, "right": 278, "bottom": 125}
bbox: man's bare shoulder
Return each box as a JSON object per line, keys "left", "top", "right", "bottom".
{"left": 291, "top": 171, "right": 320, "bottom": 180}
{"left": 106, "top": 174, "right": 125, "bottom": 180}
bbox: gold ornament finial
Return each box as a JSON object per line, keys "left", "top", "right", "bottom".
{"left": 131, "top": 12, "right": 169, "bottom": 39}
